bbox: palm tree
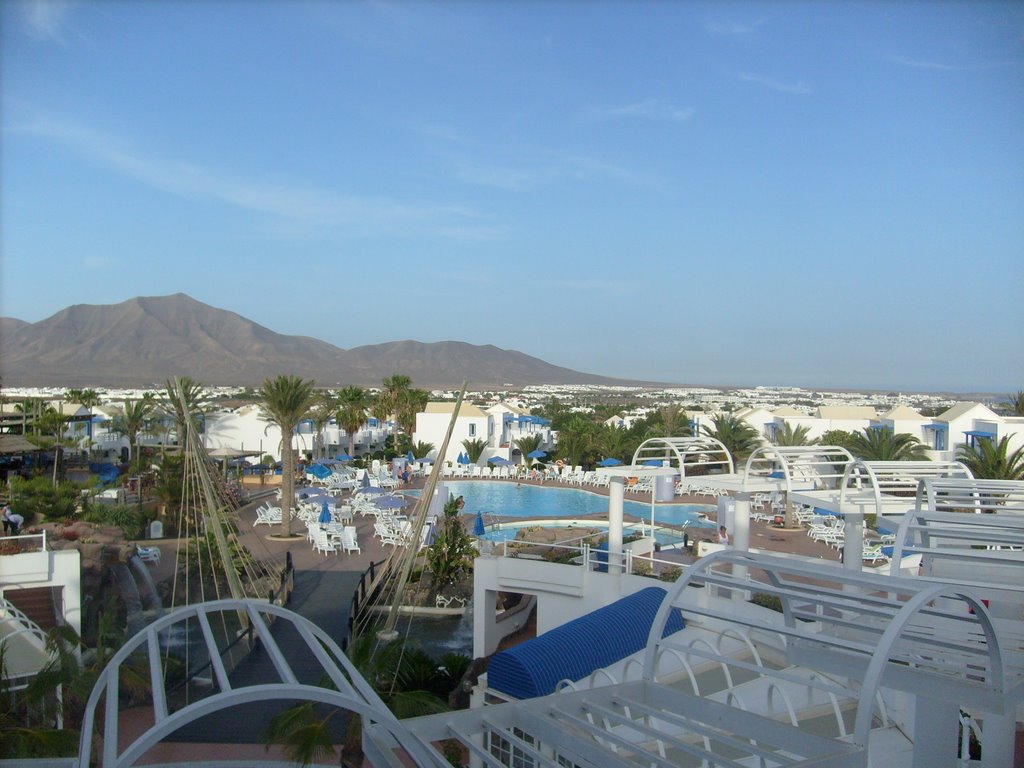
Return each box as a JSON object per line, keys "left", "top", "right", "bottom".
{"left": 702, "top": 414, "right": 762, "bottom": 462}
{"left": 111, "top": 396, "right": 156, "bottom": 466}
{"left": 308, "top": 395, "right": 336, "bottom": 461}
{"left": 335, "top": 386, "right": 371, "bottom": 458}
{"left": 259, "top": 375, "right": 318, "bottom": 538}
{"left": 513, "top": 434, "right": 543, "bottom": 468}
{"left": 412, "top": 441, "right": 435, "bottom": 460}
{"left": 773, "top": 422, "right": 815, "bottom": 446}
{"left": 395, "top": 388, "right": 428, "bottom": 437}
{"left": 847, "top": 427, "right": 929, "bottom": 461}
{"left": 374, "top": 374, "right": 412, "bottom": 424}
{"left": 654, "top": 404, "right": 693, "bottom": 438}
{"left": 1007, "top": 390, "right": 1024, "bottom": 417}
{"left": 557, "top": 415, "right": 597, "bottom": 467}
{"left": 66, "top": 388, "right": 101, "bottom": 451}
{"left": 161, "top": 377, "right": 210, "bottom": 449}
{"left": 461, "top": 437, "right": 488, "bottom": 464}
{"left": 957, "top": 436, "right": 1024, "bottom": 480}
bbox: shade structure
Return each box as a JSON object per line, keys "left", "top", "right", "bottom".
{"left": 375, "top": 495, "right": 408, "bottom": 510}
{"left": 335, "top": 452, "right": 352, "bottom": 461}
{"left": 473, "top": 511, "right": 486, "bottom": 537}
{"left": 527, "top": 450, "right": 547, "bottom": 459}
{"left": 318, "top": 501, "right": 332, "bottom": 524}
{"left": 418, "top": 456, "right": 434, "bottom": 464}
{"left": 359, "top": 486, "right": 386, "bottom": 495}
{"left": 406, "top": 450, "right": 415, "bottom": 463}
{"left": 457, "top": 453, "right": 471, "bottom": 465}
{"left": 597, "top": 457, "right": 622, "bottom": 467}
{"left": 208, "top": 446, "right": 246, "bottom": 459}
{"left": 488, "top": 456, "right": 511, "bottom": 465}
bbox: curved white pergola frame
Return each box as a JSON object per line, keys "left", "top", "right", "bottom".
{"left": 77, "top": 599, "right": 448, "bottom": 768}
{"left": 632, "top": 436, "right": 734, "bottom": 477}
{"left": 744, "top": 445, "right": 855, "bottom": 496}
{"left": 837, "top": 460, "right": 973, "bottom": 518}
{"left": 641, "top": 549, "right": 1012, "bottom": 751}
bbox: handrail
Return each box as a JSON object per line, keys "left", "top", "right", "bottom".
{"left": 0, "top": 531, "right": 48, "bottom": 553}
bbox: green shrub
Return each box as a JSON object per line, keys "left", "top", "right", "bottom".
{"left": 659, "top": 565, "right": 683, "bottom": 582}
{"left": 8, "top": 476, "right": 80, "bottom": 522}
{"left": 83, "top": 505, "right": 146, "bottom": 539}
{"left": 750, "top": 592, "right": 784, "bottom": 613}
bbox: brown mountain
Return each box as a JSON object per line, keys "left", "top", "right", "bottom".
{"left": 0, "top": 293, "right": 629, "bottom": 388}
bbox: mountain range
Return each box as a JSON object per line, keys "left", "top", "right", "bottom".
{"left": 0, "top": 294, "right": 632, "bottom": 389}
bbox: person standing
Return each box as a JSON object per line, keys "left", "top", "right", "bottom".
{"left": 2, "top": 502, "right": 11, "bottom": 534}
{"left": 718, "top": 525, "right": 730, "bottom": 546}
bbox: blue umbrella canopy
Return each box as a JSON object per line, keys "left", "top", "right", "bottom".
{"left": 488, "top": 456, "right": 511, "bottom": 465}
{"left": 336, "top": 452, "right": 352, "bottom": 461}
{"left": 597, "top": 457, "right": 622, "bottom": 467}
{"left": 642, "top": 459, "right": 664, "bottom": 467}
{"left": 406, "top": 450, "right": 416, "bottom": 463}
{"left": 473, "top": 511, "right": 486, "bottom": 537}
{"left": 457, "top": 453, "right": 471, "bottom": 465}
{"left": 318, "top": 500, "right": 332, "bottom": 524}
{"left": 375, "top": 495, "right": 409, "bottom": 510}
{"left": 527, "top": 450, "right": 547, "bottom": 459}
{"left": 358, "top": 486, "right": 386, "bottom": 495}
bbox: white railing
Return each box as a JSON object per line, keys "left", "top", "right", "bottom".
{"left": 0, "top": 531, "right": 48, "bottom": 553}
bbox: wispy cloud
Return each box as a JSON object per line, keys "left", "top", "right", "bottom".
{"left": 21, "top": 0, "right": 75, "bottom": 43}
{"left": 738, "top": 72, "right": 813, "bottom": 95}
{"left": 589, "top": 98, "right": 694, "bottom": 124}
{"left": 11, "top": 117, "right": 493, "bottom": 239}
{"left": 706, "top": 19, "right": 763, "bottom": 37}
{"left": 885, "top": 54, "right": 989, "bottom": 72}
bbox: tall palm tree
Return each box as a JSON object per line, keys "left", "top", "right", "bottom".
{"left": 66, "top": 388, "right": 101, "bottom": 450}
{"left": 259, "top": 375, "right": 318, "bottom": 538}
{"left": 702, "top": 414, "right": 762, "bottom": 462}
{"left": 395, "top": 388, "right": 428, "bottom": 437}
{"left": 374, "top": 374, "right": 412, "bottom": 424}
{"left": 111, "top": 396, "right": 156, "bottom": 466}
{"left": 161, "top": 377, "right": 211, "bottom": 449}
{"left": 335, "top": 386, "right": 371, "bottom": 458}
{"left": 774, "top": 422, "right": 815, "bottom": 446}
{"left": 308, "top": 395, "right": 336, "bottom": 461}
{"left": 655, "top": 404, "right": 693, "bottom": 438}
{"left": 848, "top": 427, "right": 929, "bottom": 461}
{"left": 557, "top": 415, "right": 597, "bottom": 467}
{"left": 957, "top": 436, "right": 1024, "bottom": 480}
{"left": 412, "top": 441, "right": 435, "bottom": 460}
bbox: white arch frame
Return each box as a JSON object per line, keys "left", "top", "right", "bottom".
{"left": 77, "top": 599, "right": 448, "bottom": 768}
{"left": 632, "top": 436, "right": 734, "bottom": 477}
{"left": 838, "top": 460, "right": 973, "bottom": 517}
{"left": 641, "top": 549, "right": 1011, "bottom": 750}
{"left": 743, "top": 445, "right": 855, "bottom": 496}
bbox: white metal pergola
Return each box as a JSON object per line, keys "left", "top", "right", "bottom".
{"left": 631, "top": 436, "right": 735, "bottom": 477}
{"left": 396, "top": 550, "right": 1020, "bottom": 768}
{"left": 77, "top": 600, "right": 449, "bottom": 768}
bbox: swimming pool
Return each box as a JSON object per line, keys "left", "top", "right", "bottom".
{"left": 425, "top": 481, "right": 715, "bottom": 528}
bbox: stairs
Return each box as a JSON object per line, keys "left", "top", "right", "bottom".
{"left": 3, "top": 586, "right": 61, "bottom": 632}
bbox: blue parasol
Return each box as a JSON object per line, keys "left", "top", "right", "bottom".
{"left": 359, "top": 486, "right": 386, "bottom": 495}
{"left": 527, "top": 450, "right": 547, "bottom": 459}
{"left": 473, "top": 511, "right": 486, "bottom": 537}
{"left": 406, "top": 450, "right": 415, "bottom": 463}
{"left": 642, "top": 459, "right": 664, "bottom": 467}
{"left": 375, "top": 495, "right": 408, "bottom": 510}
{"left": 488, "top": 456, "right": 511, "bottom": 465}
{"left": 318, "top": 500, "right": 332, "bottom": 524}
{"left": 336, "top": 452, "right": 352, "bottom": 461}
{"left": 457, "top": 453, "right": 470, "bottom": 465}
{"left": 597, "top": 457, "right": 622, "bottom": 467}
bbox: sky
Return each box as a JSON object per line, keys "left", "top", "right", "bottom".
{"left": 2, "top": 1, "right": 1023, "bottom": 394}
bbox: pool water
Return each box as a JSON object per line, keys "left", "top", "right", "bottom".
{"left": 424, "top": 482, "right": 714, "bottom": 529}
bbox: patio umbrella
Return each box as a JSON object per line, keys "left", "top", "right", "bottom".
{"left": 318, "top": 500, "right": 332, "bottom": 524}
{"left": 473, "top": 511, "right": 486, "bottom": 537}
{"left": 597, "top": 457, "right": 622, "bottom": 467}
{"left": 488, "top": 457, "right": 511, "bottom": 465}
{"left": 358, "top": 486, "right": 387, "bottom": 495}
{"left": 336, "top": 452, "right": 352, "bottom": 461}
{"left": 642, "top": 459, "right": 664, "bottom": 467}
{"left": 457, "top": 453, "right": 470, "bottom": 465}
{"left": 375, "top": 495, "right": 408, "bottom": 510}
{"left": 406, "top": 450, "right": 415, "bottom": 463}
{"left": 527, "top": 450, "right": 547, "bottom": 459}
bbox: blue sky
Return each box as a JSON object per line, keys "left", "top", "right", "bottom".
{"left": 2, "top": 1, "right": 1022, "bottom": 393}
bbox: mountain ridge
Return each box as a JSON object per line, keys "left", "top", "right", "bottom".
{"left": 0, "top": 293, "right": 642, "bottom": 389}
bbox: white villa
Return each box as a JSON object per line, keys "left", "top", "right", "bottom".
{"left": 413, "top": 401, "right": 553, "bottom": 465}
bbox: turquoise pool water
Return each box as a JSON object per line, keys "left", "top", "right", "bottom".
{"left": 424, "top": 482, "right": 715, "bottom": 528}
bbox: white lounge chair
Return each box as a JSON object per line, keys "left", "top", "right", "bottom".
{"left": 341, "top": 526, "right": 361, "bottom": 554}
